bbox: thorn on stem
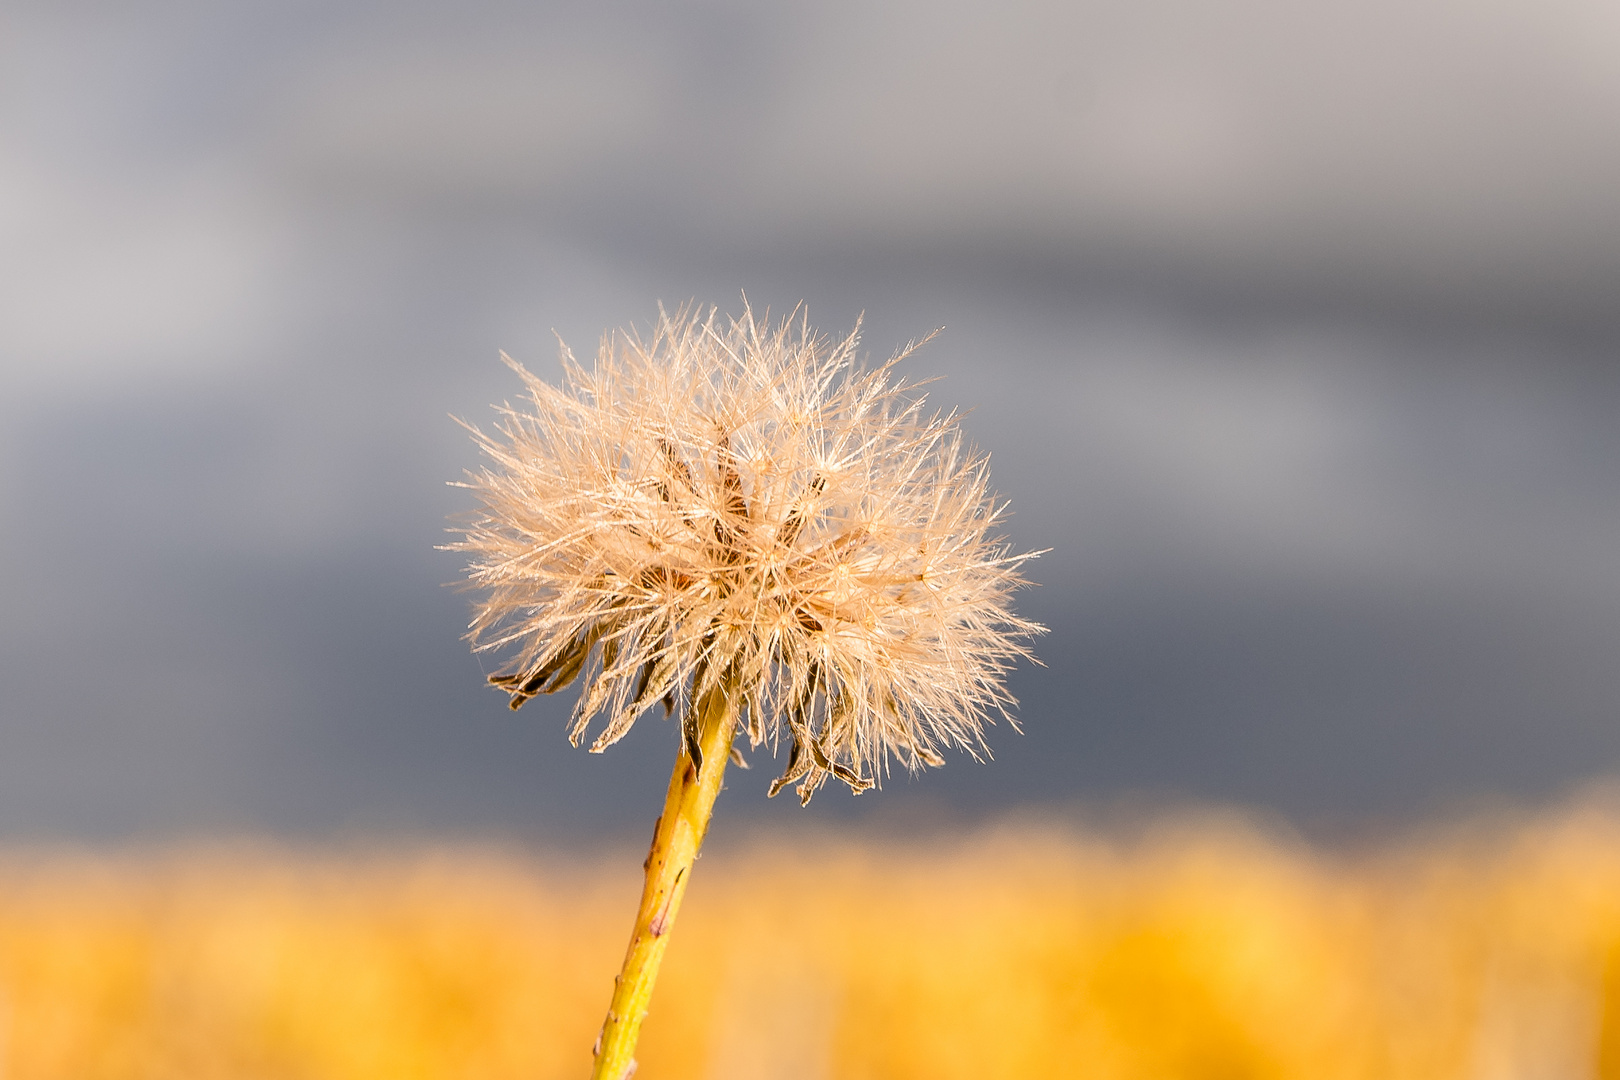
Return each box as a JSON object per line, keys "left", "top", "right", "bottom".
{"left": 649, "top": 868, "right": 685, "bottom": 936}
{"left": 643, "top": 815, "right": 662, "bottom": 870}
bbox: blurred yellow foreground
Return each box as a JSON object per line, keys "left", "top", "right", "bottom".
{"left": 6, "top": 803, "right": 1620, "bottom": 1079}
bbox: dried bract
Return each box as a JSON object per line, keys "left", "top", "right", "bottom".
{"left": 450, "top": 303, "right": 1041, "bottom": 802}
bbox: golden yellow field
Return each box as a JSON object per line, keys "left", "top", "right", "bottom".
{"left": 5, "top": 801, "right": 1620, "bottom": 1079}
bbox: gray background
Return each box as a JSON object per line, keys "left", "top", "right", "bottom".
{"left": 4, "top": 0, "right": 1620, "bottom": 843}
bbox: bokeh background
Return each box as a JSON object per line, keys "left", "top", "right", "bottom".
{"left": 8, "top": 3, "right": 1620, "bottom": 1077}
{"left": 6, "top": 0, "right": 1620, "bottom": 843}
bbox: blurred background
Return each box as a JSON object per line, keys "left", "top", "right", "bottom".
{"left": 4, "top": 0, "right": 1620, "bottom": 844}
{"left": 13, "top": 4, "right": 1620, "bottom": 1077}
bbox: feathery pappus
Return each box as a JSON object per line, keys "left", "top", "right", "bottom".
{"left": 449, "top": 302, "right": 1042, "bottom": 804}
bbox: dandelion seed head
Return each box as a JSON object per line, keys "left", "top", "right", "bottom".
{"left": 449, "top": 302, "right": 1042, "bottom": 803}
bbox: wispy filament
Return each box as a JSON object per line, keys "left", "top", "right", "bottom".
{"left": 450, "top": 302, "right": 1042, "bottom": 802}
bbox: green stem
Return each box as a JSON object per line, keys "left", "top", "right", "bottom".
{"left": 590, "top": 673, "right": 737, "bottom": 1080}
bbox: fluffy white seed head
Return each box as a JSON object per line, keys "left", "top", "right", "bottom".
{"left": 449, "top": 302, "right": 1041, "bottom": 803}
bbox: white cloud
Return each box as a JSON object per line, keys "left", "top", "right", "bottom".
{"left": 744, "top": 0, "right": 1620, "bottom": 276}
{"left": 0, "top": 155, "right": 291, "bottom": 390}
{"left": 270, "top": 39, "right": 672, "bottom": 199}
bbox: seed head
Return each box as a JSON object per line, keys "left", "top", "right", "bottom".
{"left": 449, "top": 302, "right": 1041, "bottom": 803}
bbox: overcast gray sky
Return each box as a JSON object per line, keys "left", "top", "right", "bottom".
{"left": 4, "top": 0, "right": 1620, "bottom": 842}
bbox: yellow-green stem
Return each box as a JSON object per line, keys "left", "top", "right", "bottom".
{"left": 590, "top": 674, "right": 737, "bottom": 1080}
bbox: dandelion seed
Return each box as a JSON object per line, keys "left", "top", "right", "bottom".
{"left": 448, "top": 300, "right": 1042, "bottom": 1078}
